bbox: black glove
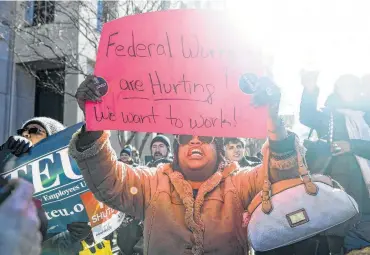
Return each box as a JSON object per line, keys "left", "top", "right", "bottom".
{"left": 67, "top": 222, "right": 92, "bottom": 243}
{"left": 251, "top": 77, "right": 281, "bottom": 107}
{"left": 1, "top": 136, "right": 33, "bottom": 157}
{"left": 75, "top": 75, "right": 102, "bottom": 114}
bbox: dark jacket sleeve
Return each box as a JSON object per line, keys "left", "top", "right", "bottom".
{"left": 300, "top": 87, "right": 328, "bottom": 132}
{"left": 350, "top": 139, "right": 370, "bottom": 160}
{"left": 42, "top": 231, "right": 82, "bottom": 255}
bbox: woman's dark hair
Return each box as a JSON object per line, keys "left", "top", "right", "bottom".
{"left": 171, "top": 137, "right": 226, "bottom": 171}
{"left": 333, "top": 74, "right": 360, "bottom": 93}
{"left": 224, "top": 137, "right": 247, "bottom": 148}
{"left": 325, "top": 74, "right": 362, "bottom": 110}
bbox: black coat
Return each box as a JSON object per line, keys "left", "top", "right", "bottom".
{"left": 300, "top": 88, "right": 370, "bottom": 214}
{"left": 238, "top": 156, "right": 261, "bottom": 168}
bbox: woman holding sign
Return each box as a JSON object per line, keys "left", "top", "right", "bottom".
{"left": 69, "top": 75, "right": 309, "bottom": 255}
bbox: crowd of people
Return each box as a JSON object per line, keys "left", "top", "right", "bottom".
{"left": 0, "top": 71, "right": 369, "bottom": 255}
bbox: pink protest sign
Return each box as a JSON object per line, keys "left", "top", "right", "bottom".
{"left": 86, "top": 10, "right": 269, "bottom": 138}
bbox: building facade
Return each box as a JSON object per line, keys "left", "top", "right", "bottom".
{"left": 0, "top": 0, "right": 194, "bottom": 156}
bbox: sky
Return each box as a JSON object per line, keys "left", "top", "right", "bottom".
{"left": 224, "top": 0, "right": 370, "bottom": 134}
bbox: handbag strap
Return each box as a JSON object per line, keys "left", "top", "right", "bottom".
{"left": 328, "top": 113, "right": 334, "bottom": 144}
{"left": 261, "top": 136, "right": 319, "bottom": 214}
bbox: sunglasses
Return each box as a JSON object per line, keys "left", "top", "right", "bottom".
{"left": 17, "top": 127, "right": 45, "bottom": 136}
{"left": 175, "top": 135, "right": 215, "bottom": 145}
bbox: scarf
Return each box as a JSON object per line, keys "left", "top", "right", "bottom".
{"left": 337, "top": 109, "right": 370, "bottom": 197}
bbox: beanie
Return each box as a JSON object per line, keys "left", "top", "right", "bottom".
{"left": 150, "top": 135, "right": 171, "bottom": 152}
{"left": 120, "top": 146, "right": 132, "bottom": 156}
{"left": 22, "top": 117, "right": 65, "bottom": 136}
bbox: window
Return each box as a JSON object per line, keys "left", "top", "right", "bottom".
{"left": 34, "top": 68, "right": 64, "bottom": 123}
{"left": 97, "top": 0, "right": 117, "bottom": 32}
{"left": 25, "top": 0, "right": 55, "bottom": 26}
{"left": 160, "top": 1, "right": 171, "bottom": 10}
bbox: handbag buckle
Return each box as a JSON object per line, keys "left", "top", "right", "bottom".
{"left": 299, "top": 172, "right": 311, "bottom": 182}
{"left": 260, "top": 189, "right": 272, "bottom": 199}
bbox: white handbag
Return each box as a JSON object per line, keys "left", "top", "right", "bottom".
{"left": 246, "top": 138, "right": 359, "bottom": 252}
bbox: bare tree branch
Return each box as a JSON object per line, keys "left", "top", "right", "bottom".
{"left": 139, "top": 132, "right": 151, "bottom": 156}
{"left": 125, "top": 132, "right": 137, "bottom": 146}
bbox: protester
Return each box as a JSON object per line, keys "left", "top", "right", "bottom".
{"left": 0, "top": 117, "right": 102, "bottom": 255}
{"left": 146, "top": 135, "right": 172, "bottom": 167}
{"left": 119, "top": 145, "right": 138, "bottom": 166}
{"left": 68, "top": 75, "right": 308, "bottom": 255}
{"left": 224, "top": 137, "right": 261, "bottom": 167}
{"left": 0, "top": 117, "right": 65, "bottom": 159}
{"left": 0, "top": 117, "right": 65, "bottom": 251}
{"left": 300, "top": 71, "right": 370, "bottom": 254}
{"left": 0, "top": 178, "right": 42, "bottom": 255}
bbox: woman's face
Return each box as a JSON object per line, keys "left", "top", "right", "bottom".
{"left": 20, "top": 124, "right": 47, "bottom": 145}
{"left": 178, "top": 136, "right": 217, "bottom": 181}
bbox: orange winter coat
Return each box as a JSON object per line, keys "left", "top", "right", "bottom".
{"left": 69, "top": 131, "right": 299, "bottom": 255}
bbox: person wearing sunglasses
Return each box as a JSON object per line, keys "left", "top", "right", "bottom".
{"left": 0, "top": 117, "right": 65, "bottom": 157}
{"left": 0, "top": 117, "right": 92, "bottom": 255}
{"left": 69, "top": 75, "right": 300, "bottom": 255}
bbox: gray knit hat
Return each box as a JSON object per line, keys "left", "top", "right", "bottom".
{"left": 22, "top": 117, "right": 65, "bottom": 136}
{"left": 150, "top": 135, "right": 171, "bottom": 152}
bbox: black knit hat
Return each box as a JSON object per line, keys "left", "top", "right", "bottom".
{"left": 150, "top": 135, "right": 171, "bottom": 152}
{"left": 171, "top": 137, "right": 225, "bottom": 171}
{"left": 22, "top": 117, "right": 65, "bottom": 136}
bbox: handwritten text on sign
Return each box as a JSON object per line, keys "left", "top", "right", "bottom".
{"left": 86, "top": 10, "right": 268, "bottom": 138}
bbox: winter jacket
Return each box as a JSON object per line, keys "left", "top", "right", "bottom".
{"left": 42, "top": 231, "right": 82, "bottom": 255}
{"left": 238, "top": 156, "right": 261, "bottom": 168}
{"left": 69, "top": 130, "right": 300, "bottom": 255}
{"left": 146, "top": 157, "right": 173, "bottom": 168}
{"left": 116, "top": 217, "right": 143, "bottom": 255}
{"left": 300, "top": 88, "right": 370, "bottom": 214}
{"left": 119, "top": 158, "right": 139, "bottom": 167}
